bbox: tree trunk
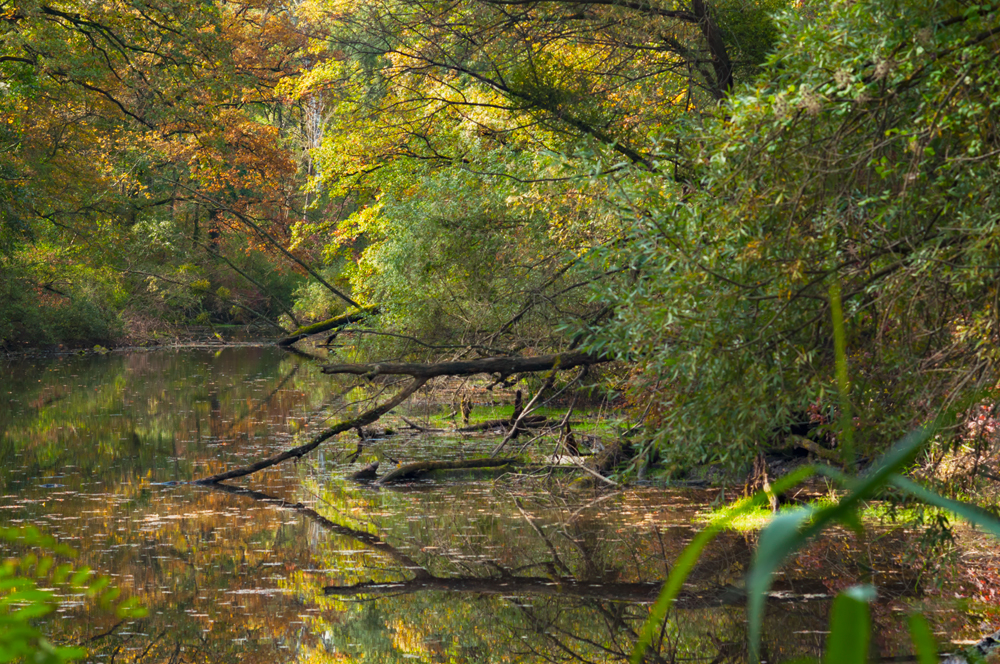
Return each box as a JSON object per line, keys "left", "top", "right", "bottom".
{"left": 321, "top": 351, "right": 610, "bottom": 378}
{"left": 377, "top": 457, "right": 520, "bottom": 484}
{"left": 276, "top": 306, "right": 379, "bottom": 346}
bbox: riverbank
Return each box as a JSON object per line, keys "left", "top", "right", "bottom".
{"left": 0, "top": 323, "right": 279, "bottom": 358}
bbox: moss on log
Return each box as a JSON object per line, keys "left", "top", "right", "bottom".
{"left": 376, "top": 457, "right": 519, "bottom": 484}
{"left": 276, "top": 306, "right": 379, "bottom": 346}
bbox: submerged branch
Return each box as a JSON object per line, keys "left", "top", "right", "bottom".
{"left": 192, "top": 377, "right": 427, "bottom": 484}
{"left": 456, "top": 414, "right": 549, "bottom": 432}
{"left": 376, "top": 457, "right": 521, "bottom": 484}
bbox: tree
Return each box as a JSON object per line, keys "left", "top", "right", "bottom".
{"left": 279, "top": 0, "right": 784, "bottom": 364}
{"left": 0, "top": 0, "right": 323, "bottom": 344}
{"left": 594, "top": 0, "right": 1000, "bottom": 469}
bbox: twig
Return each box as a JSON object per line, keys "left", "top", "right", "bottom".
{"left": 400, "top": 416, "right": 444, "bottom": 432}
{"left": 490, "top": 373, "right": 556, "bottom": 457}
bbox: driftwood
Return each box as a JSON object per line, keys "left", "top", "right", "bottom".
{"left": 377, "top": 457, "right": 519, "bottom": 484}
{"left": 348, "top": 461, "right": 380, "bottom": 481}
{"left": 193, "top": 377, "right": 427, "bottom": 484}
{"left": 276, "top": 306, "right": 379, "bottom": 347}
{"left": 321, "top": 351, "right": 609, "bottom": 379}
{"left": 787, "top": 434, "right": 841, "bottom": 463}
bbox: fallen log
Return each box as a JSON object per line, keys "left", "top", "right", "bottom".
{"left": 457, "top": 415, "right": 549, "bottom": 432}
{"left": 377, "top": 457, "right": 520, "bottom": 484}
{"left": 787, "top": 434, "right": 841, "bottom": 463}
{"left": 276, "top": 306, "right": 379, "bottom": 347}
{"left": 321, "top": 351, "right": 609, "bottom": 379}
{"left": 348, "top": 461, "right": 380, "bottom": 481}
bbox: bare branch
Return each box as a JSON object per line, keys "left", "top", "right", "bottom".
{"left": 321, "top": 351, "right": 611, "bottom": 378}
{"left": 193, "top": 376, "right": 428, "bottom": 484}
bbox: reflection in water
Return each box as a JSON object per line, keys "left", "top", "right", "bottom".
{"left": 0, "top": 347, "right": 997, "bottom": 663}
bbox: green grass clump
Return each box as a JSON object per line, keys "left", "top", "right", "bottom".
{"left": 700, "top": 494, "right": 952, "bottom": 533}
{"left": 699, "top": 496, "right": 775, "bottom": 532}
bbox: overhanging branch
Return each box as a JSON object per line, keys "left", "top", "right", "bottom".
{"left": 321, "top": 351, "right": 612, "bottom": 379}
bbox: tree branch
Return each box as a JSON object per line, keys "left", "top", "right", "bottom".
{"left": 192, "top": 376, "right": 428, "bottom": 484}
{"left": 321, "top": 351, "right": 611, "bottom": 379}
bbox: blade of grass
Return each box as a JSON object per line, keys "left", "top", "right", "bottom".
{"left": 891, "top": 475, "right": 1000, "bottom": 539}
{"left": 907, "top": 613, "right": 939, "bottom": 664}
{"left": 635, "top": 466, "right": 816, "bottom": 664}
{"left": 749, "top": 427, "right": 934, "bottom": 661}
{"left": 824, "top": 586, "right": 875, "bottom": 664}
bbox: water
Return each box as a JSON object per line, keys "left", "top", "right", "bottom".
{"left": 1, "top": 346, "right": 997, "bottom": 662}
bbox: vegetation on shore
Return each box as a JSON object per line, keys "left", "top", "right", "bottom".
{"left": 4, "top": 0, "right": 1000, "bottom": 482}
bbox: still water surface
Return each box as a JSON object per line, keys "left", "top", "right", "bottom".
{"left": 1, "top": 346, "right": 998, "bottom": 663}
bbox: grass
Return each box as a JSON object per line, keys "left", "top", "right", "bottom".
{"left": 699, "top": 495, "right": 954, "bottom": 533}
{"left": 410, "top": 403, "right": 625, "bottom": 439}
{"left": 699, "top": 496, "right": 776, "bottom": 531}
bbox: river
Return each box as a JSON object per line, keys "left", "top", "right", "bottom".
{"left": 1, "top": 345, "right": 997, "bottom": 662}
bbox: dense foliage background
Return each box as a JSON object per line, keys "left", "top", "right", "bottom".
{"left": 4, "top": 0, "right": 1000, "bottom": 472}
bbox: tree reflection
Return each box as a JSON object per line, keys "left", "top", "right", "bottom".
{"left": 214, "top": 483, "right": 854, "bottom": 664}
{"left": 0, "top": 348, "right": 971, "bottom": 663}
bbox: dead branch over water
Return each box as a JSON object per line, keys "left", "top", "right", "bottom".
{"left": 321, "top": 351, "right": 610, "bottom": 379}
{"left": 194, "top": 352, "right": 609, "bottom": 485}
{"left": 192, "top": 377, "right": 428, "bottom": 484}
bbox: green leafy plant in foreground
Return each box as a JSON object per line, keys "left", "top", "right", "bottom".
{"left": 630, "top": 427, "right": 1000, "bottom": 663}
{"left": 0, "top": 526, "right": 146, "bottom": 663}
{"left": 632, "top": 282, "right": 1000, "bottom": 663}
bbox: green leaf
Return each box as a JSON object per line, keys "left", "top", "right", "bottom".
{"left": 824, "top": 586, "right": 873, "bottom": 664}
{"left": 630, "top": 525, "right": 720, "bottom": 664}
{"left": 632, "top": 466, "right": 815, "bottom": 664}
{"left": 69, "top": 568, "right": 92, "bottom": 588}
{"left": 115, "top": 596, "right": 148, "bottom": 619}
{"left": 891, "top": 475, "right": 1000, "bottom": 539}
{"left": 86, "top": 577, "right": 110, "bottom": 597}
{"left": 11, "top": 601, "right": 55, "bottom": 621}
{"left": 907, "top": 613, "right": 938, "bottom": 664}
{"left": 52, "top": 565, "right": 72, "bottom": 585}
{"left": 4, "top": 589, "right": 53, "bottom": 605}
{"left": 749, "top": 428, "right": 934, "bottom": 661}
{"left": 748, "top": 506, "right": 815, "bottom": 661}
